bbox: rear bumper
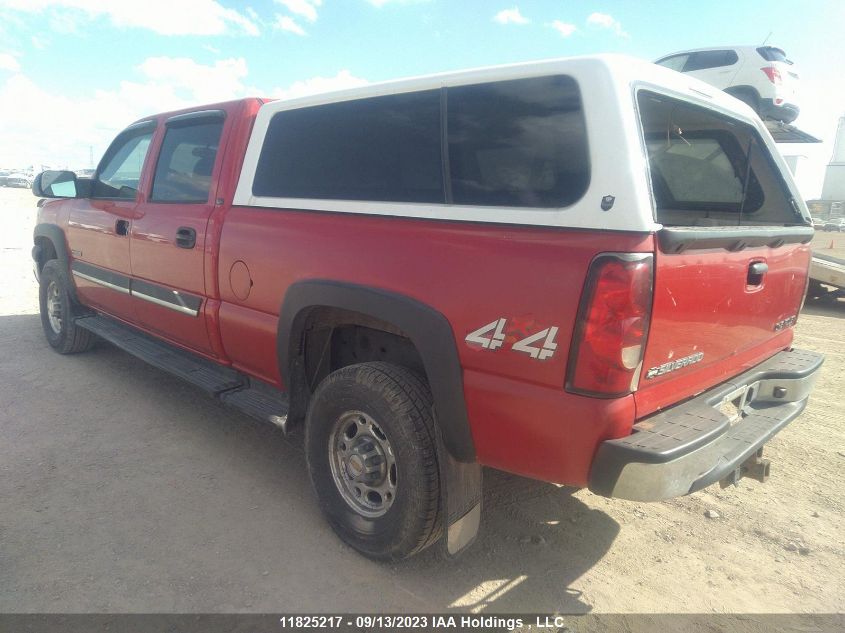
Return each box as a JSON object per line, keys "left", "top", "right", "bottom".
{"left": 589, "top": 348, "right": 823, "bottom": 501}
{"left": 759, "top": 98, "right": 800, "bottom": 124}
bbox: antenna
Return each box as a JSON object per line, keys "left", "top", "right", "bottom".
{"left": 762, "top": 31, "right": 772, "bottom": 45}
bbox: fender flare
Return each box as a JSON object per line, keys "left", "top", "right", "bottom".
{"left": 278, "top": 279, "right": 476, "bottom": 462}
{"left": 34, "top": 223, "right": 70, "bottom": 266}
{"left": 33, "top": 223, "right": 79, "bottom": 302}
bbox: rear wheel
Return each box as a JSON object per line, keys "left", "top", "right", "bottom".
{"left": 305, "top": 362, "right": 441, "bottom": 561}
{"left": 38, "top": 260, "right": 95, "bottom": 354}
{"left": 726, "top": 88, "right": 760, "bottom": 117}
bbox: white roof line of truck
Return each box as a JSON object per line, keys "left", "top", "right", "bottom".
{"left": 231, "top": 55, "right": 803, "bottom": 233}
{"left": 263, "top": 54, "right": 712, "bottom": 111}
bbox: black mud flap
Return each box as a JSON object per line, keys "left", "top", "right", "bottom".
{"left": 435, "top": 420, "right": 482, "bottom": 558}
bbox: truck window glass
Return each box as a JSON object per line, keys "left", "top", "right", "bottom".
{"left": 646, "top": 137, "right": 749, "bottom": 205}
{"left": 253, "top": 90, "right": 443, "bottom": 203}
{"left": 656, "top": 54, "right": 689, "bottom": 72}
{"left": 637, "top": 90, "right": 802, "bottom": 227}
{"left": 151, "top": 120, "right": 224, "bottom": 203}
{"left": 682, "top": 50, "right": 737, "bottom": 72}
{"left": 93, "top": 131, "right": 153, "bottom": 199}
{"left": 446, "top": 75, "right": 589, "bottom": 208}
{"left": 757, "top": 46, "right": 792, "bottom": 64}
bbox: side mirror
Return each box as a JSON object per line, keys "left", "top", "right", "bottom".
{"left": 32, "top": 170, "right": 79, "bottom": 198}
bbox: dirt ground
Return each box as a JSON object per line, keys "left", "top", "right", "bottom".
{"left": 812, "top": 228, "right": 845, "bottom": 261}
{"left": 0, "top": 185, "right": 843, "bottom": 614}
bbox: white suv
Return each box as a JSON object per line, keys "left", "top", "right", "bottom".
{"left": 655, "top": 46, "right": 800, "bottom": 124}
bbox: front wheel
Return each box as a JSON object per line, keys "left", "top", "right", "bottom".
{"left": 305, "top": 362, "right": 441, "bottom": 561}
{"left": 38, "top": 260, "right": 95, "bottom": 354}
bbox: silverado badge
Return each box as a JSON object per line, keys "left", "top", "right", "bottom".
{"left": 646, "top": 351, "right": 704, "bottom": 379}
{"left": 773, "top": 315, "right": 797, "bottom": 332}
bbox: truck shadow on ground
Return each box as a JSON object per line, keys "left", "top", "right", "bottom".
{"left": 397, "top": 472, "right": 619, "bottom": 613}
{"left": 1, "top": 313, "right": 619, "bottom": 613}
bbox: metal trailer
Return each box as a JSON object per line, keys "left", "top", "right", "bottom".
{"left": 809, "top": 253, "right": 845, "bottom": 299}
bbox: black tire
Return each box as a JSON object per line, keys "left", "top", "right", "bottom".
{"left": 807, "top": 280, "right": 826, "bottom": 300}
{"left": 38, "top": 259, "right": 95, "bottom": 354}
{"left": 305, "top": 362, "right": 441, "bottom": 561}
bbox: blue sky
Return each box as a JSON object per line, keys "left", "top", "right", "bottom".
{"left": 0, "top": 0, "right": 843, "bottom": 198}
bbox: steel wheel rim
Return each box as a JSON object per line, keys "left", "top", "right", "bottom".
{"left": 46, "top": 280, "right": 63, "bottom": 334}
{"left": 328, "top": 410, "right": 397, "bottom": 518}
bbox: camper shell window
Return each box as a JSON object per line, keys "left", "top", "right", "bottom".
{"left": 252, "top": 76, "right": 590, "bottom": 209}
{"left": 637, "top": 90, "right": 803, "bottom": 227}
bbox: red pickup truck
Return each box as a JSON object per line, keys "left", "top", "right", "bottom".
{"left": 31, "top": 56, "right": 822, "bottom": 561}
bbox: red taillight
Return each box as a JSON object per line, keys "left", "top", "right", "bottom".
{"left": 566, "top": 253, "right": 654, "bottom": 398}
{"left": 761, "top": 66, "right": 782, "bottom": 84}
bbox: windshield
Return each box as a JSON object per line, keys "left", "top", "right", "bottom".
{"left": 757, "top": 46, "right": 793, "bottom": 64}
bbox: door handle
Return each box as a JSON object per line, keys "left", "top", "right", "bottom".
{"left": 176, "top": 226, "right": 197, "bottom": 249}
{"left": 115, "top": 219, "right": 129, "bottom": 236}
{"left": 747, "top": 261, "right": 768, "bottom": 285}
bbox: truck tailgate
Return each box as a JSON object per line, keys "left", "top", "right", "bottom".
{"left": 636, "top": 237, "right": 811, "bottom": 416}
{"left": 634, "top": 90, "right": 813, "bottom": 417}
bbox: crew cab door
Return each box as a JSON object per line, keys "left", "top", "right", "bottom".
{"left": 67, "top": 121, "right": 155, "bottom": 322}
{"left": 129, "top": 109, "right": 228, "bottom": 355}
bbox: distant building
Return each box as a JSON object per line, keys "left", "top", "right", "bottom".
{"left": 807, "top": 199, "right": 843, "bottom": 219}
{"left": 808, "top": 115, "right": 845, "bottom": 219}
{"left": 820, "top": 115, "right": 845, "bottom": 204}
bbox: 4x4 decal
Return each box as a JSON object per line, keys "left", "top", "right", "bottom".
{"left": 512, "top": 327, "right": 559, "bottom": 360}
{"left": 465, "top": 318, "right": 559, "bottom": 360}
{"left": 464, "top": 318, "right": 507, "bottom": 350}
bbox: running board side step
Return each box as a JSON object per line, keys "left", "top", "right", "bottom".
{"left": 220, "top": 381, "right": 290, "bottom": 432}
{"left": 75, "top": 315, "right": 242, "bottom": 395}
{"left": 75, "top": 315, "right": 290, "bottom": 430}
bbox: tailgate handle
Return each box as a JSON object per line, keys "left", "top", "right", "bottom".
{"left": 748, "top": 261, "right": 768, "bottom": 285}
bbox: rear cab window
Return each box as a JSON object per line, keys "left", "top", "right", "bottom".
{"left": 151, "top": 114, "right": 225, "bottom": 203}
{"left": 637, "top": 90, "right": 804, "bottom": 227}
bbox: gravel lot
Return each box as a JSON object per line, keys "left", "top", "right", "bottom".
{"left": 1, "top": 186, "right": 843, "bottom": 614}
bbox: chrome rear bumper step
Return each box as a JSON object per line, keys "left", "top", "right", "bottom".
{"left": 589, "top": 348, "right": 823, "bottom": 501}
